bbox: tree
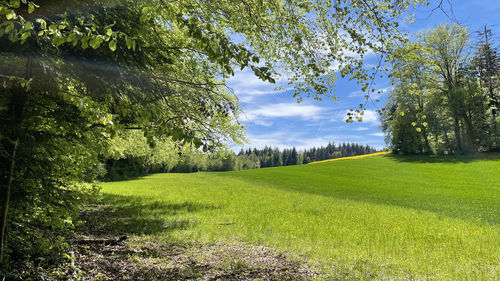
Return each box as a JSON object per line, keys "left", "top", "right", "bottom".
{"left": 290, "top": 147, "right": 298, "bottom": 166}
{"left": 104, "top": 131, "right": 180, "bottom": 179}
{"left": 383, "top": 40, "right": 435, "bottom": 154}
{"left": 473, "top": 25, "right": 500, "bottom": 148}
{"left": 383, "top": 24, "right": 497, "bottom": 154}
{"left": 423, "top": 24, "right": 471, "bottom": 151}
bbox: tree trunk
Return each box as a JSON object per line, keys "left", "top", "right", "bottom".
{"left": 442, "top": 127, "right": 453, "bottom": 154}
{"left": 464, "top": 112, "right": 475, "bottom": 152}
{"left": 0, "top": 139, "right": 18, "bottom": 263}
{"left": 453, "top": 118, "right": 462, "bottom": 153}
{"left": 0, "top": 58, "right": 31, "bottom": 265}
{"left": 494, "top": 116, "right": 499, "bottom": 149}
{"left": 422, "top": 129, "right": 432, "bottom": 154}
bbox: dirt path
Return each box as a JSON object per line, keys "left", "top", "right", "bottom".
{"left": 50, "top": 201, "right": 323, "bottom": 280}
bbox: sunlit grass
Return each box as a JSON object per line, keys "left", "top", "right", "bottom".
{"left": 101, "top": 154, "right": 500, "bottom": 280}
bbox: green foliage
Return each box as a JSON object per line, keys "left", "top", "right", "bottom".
{"left": 237, "top": 143, "right": 377, "bottom": 168}
{"left": 382, "top": 24, "right": 500, "bottom": 154}
{"left": 102, "top": 154, "right": 500, "bottom": 280}
{"left": 104, "top": 131, "right": 179, "bottom": 179}
{"left": 101, "top": 132, "right": 236, "bottom": 178}
{"left": 101, "top": 137, "right": 378, "bottom": 178}
{"left": 0, "top": 0, "right": 426, "bottom": 101}
{"left": 5, "top": 183, "right": 99, "bottom": 279}
{"left": 0, "top": 68, "right": 106, "bottom": 274}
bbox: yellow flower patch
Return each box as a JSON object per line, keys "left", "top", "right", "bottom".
{"left": 308, "top": 151, "right": 391, "bottom": 164}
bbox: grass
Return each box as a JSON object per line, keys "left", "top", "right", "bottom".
{"left": 100, "top": 154, "right": 500, "bottom": 280}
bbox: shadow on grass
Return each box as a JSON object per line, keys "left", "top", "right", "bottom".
{"left": 72, "top": 195, "right": 319, "bottom": 281}
{"left": 229, "top": 153, "right": 500, "bottom": 225}
{"left": 79, "top": 193, "right": 218, "bottom": 236}
{"left": 384, "top": 153, "right": 500, "bottom": 164}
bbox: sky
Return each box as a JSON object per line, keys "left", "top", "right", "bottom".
{"left": 228, "top": 0, "right": 500, "bottom": 152}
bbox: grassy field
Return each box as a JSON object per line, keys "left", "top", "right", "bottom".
{"left": 100, "top": 154, "right": 500, "bottom": 280}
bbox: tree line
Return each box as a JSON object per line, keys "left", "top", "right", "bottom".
{"left": 103, "top": 132, "right": 379, "bottom": 180}
{"left": 238, "top": 142, "right": 377, "bottom": 168}
{"left": 382, "top": 24, "right": 500, "bottom": 154}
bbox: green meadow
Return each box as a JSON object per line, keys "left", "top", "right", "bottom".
{"left": 101, "top": 154, "right": 500, "bottom": 280}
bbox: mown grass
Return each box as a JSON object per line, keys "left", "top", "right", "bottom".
{"left": 101, "top": 154, "right": 500, "bottom": 280}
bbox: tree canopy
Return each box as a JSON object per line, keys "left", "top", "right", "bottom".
{"left": 382, "top": 24, "right": 500, "bottom": 154}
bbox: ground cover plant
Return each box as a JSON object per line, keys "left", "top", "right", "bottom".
{"left": 99, "top": 154, "right": 500, "bottom": 280}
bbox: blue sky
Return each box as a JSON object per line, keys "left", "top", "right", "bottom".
{"left": 228, "top": 0, "right": 500, "bottom": 151}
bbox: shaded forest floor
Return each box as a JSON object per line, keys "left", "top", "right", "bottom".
{"left": 50, "top": 201, "right": 321, "bottom": 281}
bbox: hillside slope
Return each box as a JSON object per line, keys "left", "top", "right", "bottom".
{"left": 101, "top": 154, "right": 500, "bottom": 280}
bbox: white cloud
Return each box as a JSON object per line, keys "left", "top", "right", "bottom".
{"left": 227, "top": 69, "right": 291, "bottom": 103}
{"left": 361, "top": 110, "right": 380, "bottom": 124}
{"left": 243, "top": 102, "right": 323, "bottom": 122}
{"left": 252, "top": 119, "right": 273, "bottom": 127}
{"left": 375, "top": 86, "right": 393, "bottom": 95}
{"left": 241, "top": 131, "right": 293, "bottom": 150}
{"left": 233, "top": 129, "right": 386, "bottom": 152}
{"left": 355, "top": 127, "right": 370, "bottom": 131}
{"left": 370, "top": 132, "right": 384, "bottom": 137}
{"left": 347, "top": 90, "right": 368, "bottom": 98}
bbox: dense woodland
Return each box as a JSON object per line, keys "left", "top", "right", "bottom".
{"left": 103, "top": 131, "right": 378, "bottom": 179}
{"left": 0, "top": 0, "right": 446, "bottom": 279}
{"left": 237, "top": 142, "right": 377, "bottom": 168}
{"left": 382, "top": 24, "right": 500, "bottom": 154}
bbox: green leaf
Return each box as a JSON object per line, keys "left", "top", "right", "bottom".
{"left": 106, "top": 28, "right": 112, "bottom": 36}
{"left": 90, "top": 36, "right": 103, "bottom": 49}
{"left": 5, "top": 22, "right": 15, "bottom": 33}
{"left": 23, "top": 21, "right": 33, "bottom": 31}
{"left": 36, "top": 19, "right": 46, "bottom": 29}
{"left": 108, "top": 39, "right": 117, "bottom": 51}
{"left": 49, "top": 24, "right": 57, "bottom": 32}
{"left": 66, "top": 32, "right": 77, "bottom": 43}
{"left": 21, "top": 31, "right": 30, "bottom": 40}
{"left": 53, "top": 36, "right": 66, "bottom": 46}
{"left": 28, "top": 3, "right": 35, "bottom": 13}
{"left": 5, "top": 10, "right": 15, "bottom": 20}
{"left": 81, "top": 36, "right": 89, "bottom": 49}
{"left": 9, "top": 0, "right": 20, "bottom": 9}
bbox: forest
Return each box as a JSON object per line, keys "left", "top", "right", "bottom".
{"left": 382, "top": 24, "right": 500, "bottom": 155}
{"left": 103, "top": 130, "right": 378, "bottom": 179}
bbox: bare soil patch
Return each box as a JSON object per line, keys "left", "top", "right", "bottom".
{"left": 58, "top": 236, "right": 320, "bottom": 281}
{"left": 48, "top": 199, "right": 322, "bottom": 280}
